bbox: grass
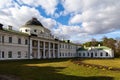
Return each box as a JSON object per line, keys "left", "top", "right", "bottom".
{"left": 81, "top": 58, "right": 120, "bottom": 68}
{"left": 0, "top": 58, "right": 120, "bottom": 80}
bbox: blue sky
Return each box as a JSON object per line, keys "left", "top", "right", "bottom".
{"left": 0, "top": 0, "right": 120, "bottom": 43}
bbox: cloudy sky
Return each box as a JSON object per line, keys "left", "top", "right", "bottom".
{"left": 0, "top": 0, "right": 120, "bottom": 43}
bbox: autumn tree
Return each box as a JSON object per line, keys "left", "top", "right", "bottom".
{"left": 115, "top": 41, "right": 120, "bottom": 57}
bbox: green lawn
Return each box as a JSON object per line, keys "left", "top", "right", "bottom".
{"left": 81, "top": 58, "right": 120, "bottom": 68}
{"left": 0, "top": 58, "right": 120, "bottom": 80}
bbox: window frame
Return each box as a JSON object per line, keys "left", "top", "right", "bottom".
{"left": 8, "top": 51, "right": 12, "bottom": 58}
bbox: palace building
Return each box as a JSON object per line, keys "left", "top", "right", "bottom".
{"left": 0, "top": 18, "right": 114, "bottom": 60}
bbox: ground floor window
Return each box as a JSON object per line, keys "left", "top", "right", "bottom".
{"left": 68, "top": 53, "right": 70, "bottom": 56}
{"left": 62, "top": 53, "right": 64, "bottom": 56}
{"left": 65, "top": 53, "right": 67, "bottom": 56}
{"left": 87, "top": 52, "right": 89, "bottom": 56}
{"left": 18, "top": 51, "right": 21, "bottom": 58}
{"left": 100, "top": 52, "right": 103, "bottom": 56}
{"left": 2, "top": 51, "right": 4, "bottom": 58}
{"left": 95, "top": 53, "right": 97, "bottom": 56}
{"left": 79, "top": 53, "right": 81, "bottom": 56}
{"left": 59, "top": 53, "right": 61, "bottom": 56}
{"left": 8, "top": 51, "right": 12, "bottom": 58}
{"left": 83, "top": 53, "right": 85, "bottom": 56}
{"left": 106, "top": 52, "right": 108, "bottom": 56}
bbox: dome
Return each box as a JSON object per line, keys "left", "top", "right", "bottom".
{"left": 25, "top": 18, "right": 44, "bottom": 27}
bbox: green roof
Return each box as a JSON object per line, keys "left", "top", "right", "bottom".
{"left": 0, "top": 28, "right": 29, "bottom": 36}
{"left": 77, "top": 46, "right": 111, "bottom": 51}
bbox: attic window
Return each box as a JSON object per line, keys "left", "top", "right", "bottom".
{"left": 25, "top": 29, "right": 28, "bottom": 32}
{"left": 34, "top": 29, "right": 37, "bottom": 32}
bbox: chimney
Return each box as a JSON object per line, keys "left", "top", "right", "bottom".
{"left": 8, "top": 25, "right": 12, "bottom": 30}
{"left": 0, "top": 23, "right": 3, "bottom": 30}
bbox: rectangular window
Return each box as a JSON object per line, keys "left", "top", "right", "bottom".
{"left": 87, "top": 52, "right": 89, "bottom": 56}
{"left": 2, "top": 51, "right": 4, "bottom": 58}
{"left": 32, "top": 40, "right": 37, "bottom": 47}
{"left": 79, "top": 53, "right": 81, "bottom": 56}
{"left": 95, "top": 53, "right": 97, "bottom": 56}
{"left": 60, "top": 53, "right": 61, "bottom": 56}
{"left": 18, "top": 38, "right": 21, "bottom": 44}
{"left": 9, "top": 37, "right": 12, "bottom": 43}
{"left": 2, "top": 36, "right": 4, "bottom": 43}
{"left": 18, "top": 51, "right": 21, "bottom": 58}
{"left": 100, "top": 52, "right": 103, "bottom": 56}
{"left": 62, "top": 53, "right": 64, "bottom": 56}
{"left": 25, "top": 39, "right": 28, "bottom": 45}
{"left": 8, "top": 51, "right": 12, "bottom": 58}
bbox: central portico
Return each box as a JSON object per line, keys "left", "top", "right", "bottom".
{"left": 19, "top": 18, "right": 59, "bottom": 59}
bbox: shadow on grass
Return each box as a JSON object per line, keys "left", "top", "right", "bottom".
{"left": 0, "top": 58, "right": 71, "bottom": 64}
{"left": 19, "top": 65, "right": 114, "bottom": 80}
{"left": 0, "top": 59, "right": 114, "bottom": 80}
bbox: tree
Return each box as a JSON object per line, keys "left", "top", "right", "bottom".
{"left": 115, "top": 41, "right": 120, "bottom": 57}
{"left": 102, "top": 37, "right": 116, "bottom": 56}
{"left": 82, "top": 38, "right": 102, "bottom": 47}
{"left": 91, "top": 38, "right": 98, "bottom": 46}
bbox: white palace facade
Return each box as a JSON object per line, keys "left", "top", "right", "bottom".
{"left": 0, "top": 18, "right": 114, "bottom": 60}
{"left": 0, "top": 18, "right": 77, "bottom": 60}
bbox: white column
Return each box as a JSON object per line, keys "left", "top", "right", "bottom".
{"left": 48, "top": 42, "right": 51, "bottom": 58}
{"left": 30, "top": 39, "right": 33, "bottom": 59}
{"left": 57, "top": 44, "right": 60, "bottom": 58}
{"left": 43, "top": 41, "right": 46, "bottom": 59}
{"left": 37, "top": 40, "right": 40, "bottom": 59}
{"left": 53, "top": 43, "right": 55, "bottom": 58}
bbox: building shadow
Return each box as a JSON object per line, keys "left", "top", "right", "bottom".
{"left": 0, "top": 59, "right": 114, "bottom": 80}
{"left": 0, "top": 58, "right": 71, "bottom": 64}
{"left": 20, "top": 65, "right": 114, "bottom": 80}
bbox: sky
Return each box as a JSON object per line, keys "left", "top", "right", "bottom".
{"left": 0, "top": 0, "right": 120, "bottom": 43}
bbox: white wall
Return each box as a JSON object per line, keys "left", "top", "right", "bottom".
{"left": 0, "top": 31, "right": 28, "bottom": 60}
{"left": 78, "top": 49, "right": 114, "bottom": 58}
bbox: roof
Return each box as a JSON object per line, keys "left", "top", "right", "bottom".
{"left": 25, "top": 18, "right": 44, "bottom": 27}
{"left": 77, "top": 46, "right": 111, "bottom": 51}
{"left": 0, "top": 28, "right": 29, "bottom": 36}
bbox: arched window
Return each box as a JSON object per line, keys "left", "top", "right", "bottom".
{"left": 25, "top": 29, "right": 28, "bottom": 32}
{"left": 106, "top": 52, "right": 109, "bottom": 56}
{"left": 83, "top": 53, "right": 85, "bottom": 56}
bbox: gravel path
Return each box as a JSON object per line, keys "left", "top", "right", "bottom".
{"left": 0, "top": 74, "right": 21, "bottom": 80}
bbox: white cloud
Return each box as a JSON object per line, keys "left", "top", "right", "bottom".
{"left": 68, "top": 0, "right": 120, "bottom": 35}
{"left": 19, "top": 0, "right": 58, "bottom": 15}
{"left": 0, "top": 6, "right": 40, "bottom": 29}
{"left": 0, "top": 6, "right": 57, "bottom": 31}
{"left": 0, "top": 0, "right": 13, "bottom": 9}
{"left": 53, "top": 24, "right": 82, "bottom": 39}
{"left": 40, "top": 18, "right": 56, "bottom": 30}
{"left": 61, "top": 0, "right": 83, "bottom": 14}
{"left": 0, "top": 0, "right": 120, "bottom": 43}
